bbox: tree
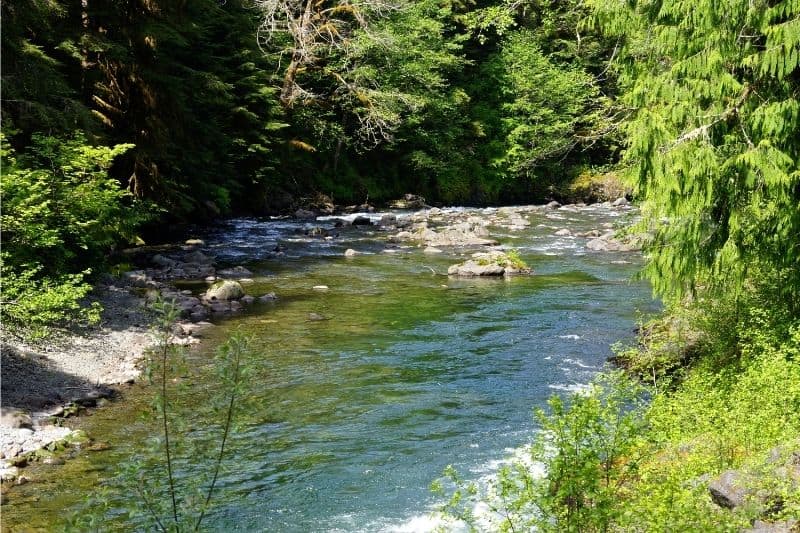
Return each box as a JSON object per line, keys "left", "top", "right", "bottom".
{"left": 587, "top": 0, "right": 800, "bottom": 304}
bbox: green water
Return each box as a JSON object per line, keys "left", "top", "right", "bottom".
{"left": 2, "top": 206, "right": 658, "bottom": 532}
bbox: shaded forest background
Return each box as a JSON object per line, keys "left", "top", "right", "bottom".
{"left": 2, "top": 0, "right": 616, "bottom": 220}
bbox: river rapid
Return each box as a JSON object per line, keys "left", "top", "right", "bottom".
{"left": 2, "top": 204, "right": 658, "bottom": 531}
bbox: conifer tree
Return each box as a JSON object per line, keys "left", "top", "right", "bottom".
{"left": 588, "top": 0, "right": 800, "bottom": 303}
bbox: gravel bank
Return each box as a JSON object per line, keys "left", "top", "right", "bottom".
{"left": 1, "top": 282, "right": 155, "bottom": 482}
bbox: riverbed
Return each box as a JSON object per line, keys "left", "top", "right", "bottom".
{"left": 1, "top": 204, "right": 658, "bottom": 531}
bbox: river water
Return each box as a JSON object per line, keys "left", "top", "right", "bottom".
{"left": 2, "top": 205, "right": 658, "bottom": 532}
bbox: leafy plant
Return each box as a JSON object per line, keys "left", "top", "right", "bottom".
{"left": 67, "top": 299, "right": 257, "bottom": 531}
{"left": 0, "top": 133, "right": 147, "bottom": 336}
{"left": 436, "top": 372, "right": 647, "bottom": 532}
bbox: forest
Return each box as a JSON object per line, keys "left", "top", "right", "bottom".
{"left": 2, "top": 0, "right": 800, "bottom": 530}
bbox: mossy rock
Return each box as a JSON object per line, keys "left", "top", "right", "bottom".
{"left": 563, "top": 170, "right": 628, "bottom": 203}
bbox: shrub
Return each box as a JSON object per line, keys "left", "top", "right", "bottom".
{"left": 1, "top": 133, "right": 148, "bottom": 335}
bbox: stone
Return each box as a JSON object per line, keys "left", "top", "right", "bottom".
{"left": 378, "top": 214, "right": 397, "bottom": 227}
{"left": 554, "top": 229, "right": 572, "bottom": 236}
{"left": 294, "top": 209, "right": 317, "bottom": 220}
{"left": 308, "top": 312, "right": 326, "bottom": 321}
{"left": 185, "top": 239, "right": 205, "bottom": 246}
{"left": 352, "top": 216, "right": 373, "bottom": 226}
{"left": 1, "top": 466, "right": 19, "bottom": 482}
{"left": 204, "top": 280, "right": 244, "bottom": 301}
{"left": 344, "top": 249, "right": 358, "bottom": 257}
{"left": 545, "top": 200, "right": 562, "bottom": 209}
{"left": 586, "top": 236, "right": 638, "bottom": 252}
{"left": 258, "top": 292, "right": 278, "bottom": 302}
{"left": 217, "top": 266, "right": 253, "bottom": 277}
{"left": 152, "top": 254, "right": 176, "bottom": 267}
{"left": 123, "top": 270, "right": 149, "bottom": 287}
{"left": 0, "top": 408, "right": 32, "bottom": 429}
{"left": 210, "top": 302, "right": 231, "bottom": 314}
{"left": 708, "top": 470, "right": 752, "bottom": 509}
{"left": 746, "top": 519, "right": 799, "bottom": 533}
{"left": 448, "top": 251, "right": 531, "bottom": 277}
{"left": 448, "top": 262, "right": 506, "bottom": 277}
{"left": 241, "top": 295, "right": 255, "bottom": 305}
{"left": 305, "top": 226, "right": 327, "bottom": 237}
{"left": 389, "top": 194, "right": 428, "bottom": 210}
{"left": 184, "top": 251, "right": 213, "bottom": 264}
{"left": 612, "top": 197, "right": 629, "bottom": 207}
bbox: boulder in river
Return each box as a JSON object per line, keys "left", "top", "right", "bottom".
{"left": 545, "top": 200, "right": 562, "bottom": 209}
{"left": 390, "top": 194, "right": 428, "bottom": 210}
{"left": 448, "top": 251, "right": 531, "bottom": 277}
{"left": 352, "top": 216, "right": 373, "bottom": 226}
{"left": 612, "top": 197, "right": 629, "bottom": 207}
{"left": 586, "top": 232, "right": 640, "bottom": 252}
{"left": 378, "top": 214, "right": 397, "bottom": 227}
{"left": 204, "top": 280, "right": 244, "bottom": 301}
{"left": 294, "top": 208, "right": 317, "bottom": 220}
{"left": 344, "top": 249, "right": 358, "bottom": 257}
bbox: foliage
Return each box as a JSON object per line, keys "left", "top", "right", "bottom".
{"left": 436, "top": 372, "right": 647, "bottom": 532}
{"left": 586, "top": 0, "right": 800, "bottom": 303}
{"left": 1, "top": 134, "right": 146, "bottom": 336}
{"left": 0, "top": 263, "right": 100, "bottom": 339}
{"left": 438, "top": 281, "right": 800, "bottom": 530}
{"left": 67, "top": 300, "right": 257, "bottom": 531}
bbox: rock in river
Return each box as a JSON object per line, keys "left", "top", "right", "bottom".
{"left": 448, "top": 251, "right": 532, "bottom": 277}
{"left": 204, "top": 280, "right": 244, "bottom": 301}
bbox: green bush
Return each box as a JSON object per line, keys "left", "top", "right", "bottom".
{"left": 1, "top": 133, "right": 148, "bottom": 336}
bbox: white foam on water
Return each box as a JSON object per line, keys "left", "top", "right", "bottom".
{"left": 558, "top": 334, "right": 581, "bottom": 340}
{"left": 548, "top": 382, "right": 591, "bottom": 393}
{"left": 562, "top": 357, "right": 596, "bottom": 369}
{"left": 390, "top": 442, "right": 546, "bottom": 533}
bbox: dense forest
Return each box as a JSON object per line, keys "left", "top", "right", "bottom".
{"left": 2, "top": 0, "right": 619, "bottom": 329}
{"left": 2, "top": 0, "right": 800, "bottom": 529}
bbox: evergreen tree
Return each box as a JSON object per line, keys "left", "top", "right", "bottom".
{"left": 588, "top": 0, "right": 800, "bottom": 303}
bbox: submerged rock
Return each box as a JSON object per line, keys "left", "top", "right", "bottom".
{"left": 217, "top": 266, "right": 253, "bottom": 277}
{"left": 183, "top": 251, "right": 214, "bottom": 265}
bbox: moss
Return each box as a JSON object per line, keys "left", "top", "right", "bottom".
{"left": 562, "top": 169, "right": 628, "bottom": 203}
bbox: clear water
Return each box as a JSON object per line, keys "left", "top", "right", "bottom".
{"left": 1, "top": 205, "right": 658, "bottom": 532}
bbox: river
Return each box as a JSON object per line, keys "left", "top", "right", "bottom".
{"left": 2, "top": 204, "right": 658, "bottom": 531}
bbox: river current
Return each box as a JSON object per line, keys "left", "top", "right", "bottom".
{"left": 2, "top": 204, "right": 658, "bottom": 531}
